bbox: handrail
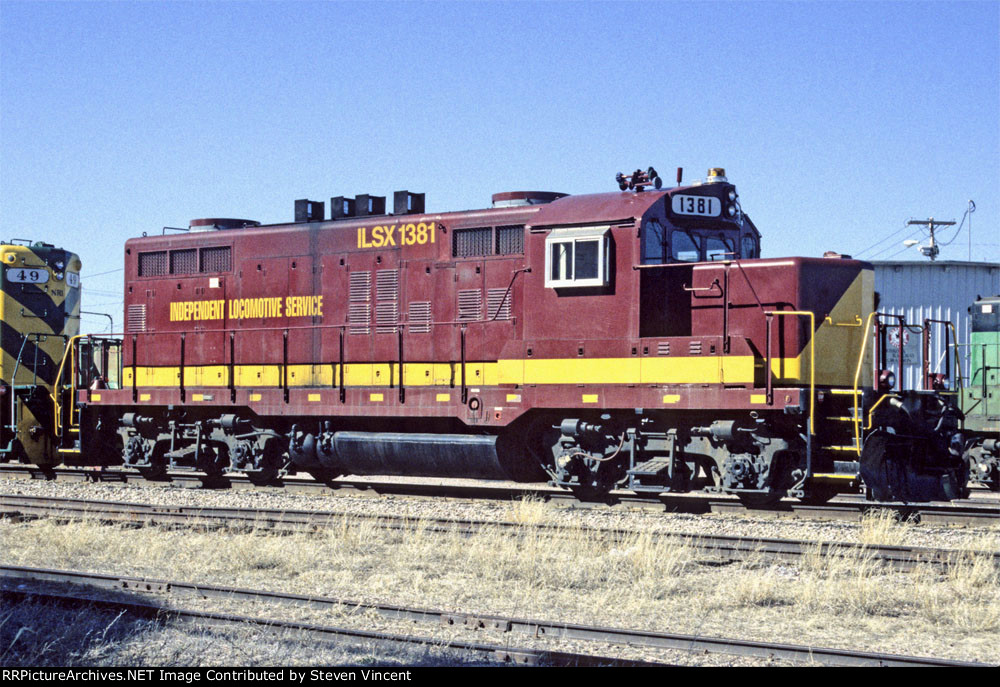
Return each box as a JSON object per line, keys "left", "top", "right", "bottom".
{"left": 922, "top": 319, "right": 962, "bottom": 392}
{"left": 763, "top": 311, "right": 815, "bottom": 428}
{"left": 852, "top": 311, "right": 878, "bottom": 457}
{"left": 51, "top": 334, "right": 84, "bottom": 440}
{"left": 865, "top": 393, "right": 899, "bottom": 431}
{"left": 764, "top": 310, "right": 815, "bottom": 485}
{"left": 824, "top": 315, "right": 863, "bottom": 327}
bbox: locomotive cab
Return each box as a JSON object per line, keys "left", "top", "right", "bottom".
{"left": 640, "top": 168, "right": 760, "bottom": 266}
{"left": 637, "top": 169, "right": 761, "bottom": 339}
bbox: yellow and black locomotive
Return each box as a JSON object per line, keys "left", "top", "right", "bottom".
{"left": 0, "top": 240, "right": 82, "bottom": 466}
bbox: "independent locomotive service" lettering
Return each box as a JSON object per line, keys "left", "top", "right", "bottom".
{"left": 169, "top": 295, "right": 323, "bottom": 322}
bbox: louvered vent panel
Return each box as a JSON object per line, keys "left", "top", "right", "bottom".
{"left": 458, "top": 289, "right": 482, "bottom": 321}
{"left": 376, "top": 271, "right": 399, "bottom": 331}
{"left": 138, "top": 251, "right": 167, "bottom": 277}
{"left": 496, "top": 225, "right": 524, "bottom": 255}
{"left": 170, "top": 249, "right": 197, "bottom": 274}
{"left": 408, "top": 301, "right": 431, "bottom": 334}
{"left": 375, "top": 302, "right": 397, "bottom": 332}
{"left": 689, "top": 341, "right": 702, "bottom": 355}
{"left": 127, "top": 304, "right": 147, "bottom": 332}
{"left": 375, "top": 270, "right": 399, "bottom": 333}
{"left": 348, "top": 271, "right": 371, "bottom": 335}
{"left": 657, "top": 341, "right": 670, "bottom": 356}
{"left": 486, "top": 288, "right": 512, "bottom": 321}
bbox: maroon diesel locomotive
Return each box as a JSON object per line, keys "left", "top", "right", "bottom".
{"left": 65, "top": 167, "right": 967, "bottom": 504}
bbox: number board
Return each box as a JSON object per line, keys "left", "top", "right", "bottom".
{"left": 6, "top": 267, "right": 49, "bottom": 284}
{"left": 671, "top": 195, "right": 720, "bottom": 217}
{"left": 66, "top": 272, "right": 80, "bottom": 288}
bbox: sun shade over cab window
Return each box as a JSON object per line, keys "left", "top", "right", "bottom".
{"left": 544, "top": 226, "right": 611, "bottom": 288}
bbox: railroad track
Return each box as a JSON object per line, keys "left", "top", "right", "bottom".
{"left": 4, "top": 494, "right": 996, "bottom": 573}
{"left": 3, "top": 463, "right": 998, "bottom": 526}
{"left": 2, "top": 565, "right": 989, "bottom": 667}
{"left": 1, "top": 588, "right": 647, "bottom": 667}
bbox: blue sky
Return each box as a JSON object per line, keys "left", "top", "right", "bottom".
{"left": 1, "top": 1, "right": 997, "bottom": 333}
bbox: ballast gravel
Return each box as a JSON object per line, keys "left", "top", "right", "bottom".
{"left": 3, "top": 475, "right": 997, "bottom": 551}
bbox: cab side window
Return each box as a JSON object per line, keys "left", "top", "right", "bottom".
{"left": 545, "top": 226, "right": 611, "bottom": 288}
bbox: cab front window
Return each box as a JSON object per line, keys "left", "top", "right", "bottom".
{"left": 670, "top": 230, "right": 700, "bottom": 262}
{"left": 641, "top": 220, "right": 666, "bottom": 264}
{"left": 704, "top": 236, "right": 734, "bottom": 261}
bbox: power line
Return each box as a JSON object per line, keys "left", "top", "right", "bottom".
{"left": 856, "top": 220, "right": 912, "bottom": 258}
{"left": 867, "top": 227, "right": 924, "bottom": 259}
{"left": 82, "top": 268, "right": 124, "bottom": 278}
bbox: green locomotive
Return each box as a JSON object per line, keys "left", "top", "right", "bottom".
{"left": 963, "top": 295, "right": 999, "bottom": 490}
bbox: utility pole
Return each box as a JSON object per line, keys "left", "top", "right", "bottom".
{"left": 906, "top": 217, "right": 955, "bottom": 261}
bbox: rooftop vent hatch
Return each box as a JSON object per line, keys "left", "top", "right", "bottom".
{"left": 491, "top": 191, "right": 568, "bottom": 208}
{"left": 188, "top": 218, "right": 260, "bottom": 232}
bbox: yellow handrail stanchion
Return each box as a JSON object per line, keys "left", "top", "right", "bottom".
{"left": 851, "top": 312, "right": 878, "bottom": 457}
{"left": 764, "top": 310, "right": 815, "bottom": 483}
{"left": 51, "top": 334, "right": 84, "bottom": 440}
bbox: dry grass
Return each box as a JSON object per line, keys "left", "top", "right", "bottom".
{"left": 857, "top": 509, "right": 917, "bottom": 546}
{"left": 2, "top": 502, "right": 999, "bottom": 664}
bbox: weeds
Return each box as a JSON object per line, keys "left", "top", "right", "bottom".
{"left": 2, "top": 502, "right": 998, "bottom": 664}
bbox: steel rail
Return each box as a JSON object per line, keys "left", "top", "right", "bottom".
{"left": 2, "top": 464, "right": 997, "bottom": 526}
{"left": 1, "top": 566, "right": 988, "bottom": 667}
{"left": 0, "top": 588, "right": 651, "bottom": 667}
{"left": 4, "top": 494, "right": 996, "bottom": 573}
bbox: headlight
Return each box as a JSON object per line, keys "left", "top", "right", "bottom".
{"left": 879, "top": 369, "right": 896, "bottom": 390}
{"left": 727, "top": 204, "right": 737, "bottom": 217}
{"left": 728, "top": 190, "right": 737, "bottom": 201}
{"left": 54, "top": 272, "right": 64, "bottom": 281}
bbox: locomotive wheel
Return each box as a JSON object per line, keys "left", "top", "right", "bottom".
{"left": 245, "top": 439, "right": 283, "bottom": 485}
{"left": 986, "top": 468, "right": 1000, "bottom": 493}
{"left": 197, "top": 445, "right": 229, "bottom": 479}
{"left": 306, "top": 469, "right": 341, "bottom": 484}
{"left": 138, "top": 465, "right": 167, "bottom": 480}
{"left": 137, "top": 441, "right": 168, "bottom": 480}
{"left": 570, "top": 485, "right": 615, "bottom": 504}
{"left": 797, "top": 484, "right": 839, "bottom": 506}
{"left": 736, "top": 491, "right": 782, "bottom": 508}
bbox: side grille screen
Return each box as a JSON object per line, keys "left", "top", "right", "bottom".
{"left": 170, "top": 249, "right": 197, "bottom": 274}
{"left": 200, "top": 246, "right": 232, "bottom": 273}
{"left": 138, "top": 251, "right": 167, "bottom": 277}
{"left": 496, "top": 225, "right": 524, "bottom": 255}
{"left": 453, "top": 228, "right": 492, "bottom": 258}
